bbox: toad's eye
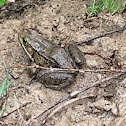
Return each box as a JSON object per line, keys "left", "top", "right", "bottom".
{"left": 22, "top": 38, "right": 27, "bottom": 45}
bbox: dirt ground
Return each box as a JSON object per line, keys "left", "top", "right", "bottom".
{"left": 0, "top": 0, "right": 126, "bottom": 126}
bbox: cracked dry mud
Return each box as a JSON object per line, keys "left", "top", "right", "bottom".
{"left": 0, "top": 0, "right": 126, "bottom": 126}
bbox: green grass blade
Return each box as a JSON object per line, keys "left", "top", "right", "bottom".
{"left": 98, "top": 0, "right": 106, "bottom": 10}
{"left": 0, "top": 0, "right": 6, "bottom": 6}
{"left": 0, "top": 76, "right": 7, "bottom": 98}
{"left": 86, "top": 0, "right": 99, "bottom": 18}
{"left": 91, "top": 0, "right": 98, "bottom": 13}
{"left": 106, "top": 0, "right": 115, "bottom": 12}
{"left": 0, "top": 100, "right": 13, "bottom": 115}
{"left": 112, "top": 0, "right": 123, "bottom": 14}
{"left": 0, "top": 72, "right": 13, "bottom": 116}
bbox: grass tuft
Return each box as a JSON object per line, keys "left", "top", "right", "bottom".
{"left": 86, "top": 0, "right": 123, "bottom": 18}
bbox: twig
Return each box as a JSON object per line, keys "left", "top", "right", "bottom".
{"left": 1, "top": 63, "right": 125, "bottom": 73}
{"left": 34, "top": 71, "right": 126, "bottom": 120}
{"left": 14, "top": 63, "right": 126, "bottom": 73}
{"left": 74, "top": 25, "right": 126, "bottom": 46}
{"left": 1, "top": 102, "right": 31, "bottom": 118}
{"left": 41, "top": 94, "right": 96, "bottom": 126}
{"left": 33, "top": 95, "right": 69, "bottom": 119}
{"left": 14, "top": 94, "right": 29, "bottom": 126}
